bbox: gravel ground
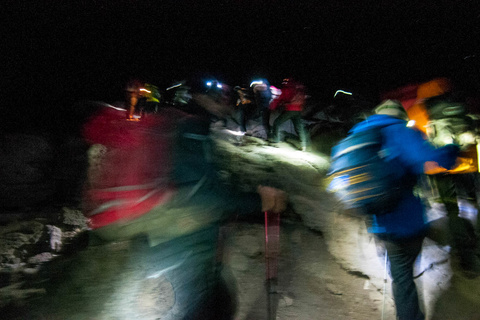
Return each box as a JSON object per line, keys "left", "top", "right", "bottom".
{"left": 223, "top": 219, "right": 393, "bottom": 320}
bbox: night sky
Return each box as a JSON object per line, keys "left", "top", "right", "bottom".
{"left": 3, "top": 0, "right": 480, "bottom": 129}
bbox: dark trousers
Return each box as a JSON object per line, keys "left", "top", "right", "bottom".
{"left": 474, "top": 173, "right": 480, "bottom": 255}
{"left": 271, "top": 111, "right": 308, "bottom": 148}
{"left": 238, "top": 103, "right": 256, "bottom": 132}
{"left": 262, "top": 108, "right": 271, "bottom": 137}
{"left": 461, "top": 172, "right": 480, "bottom": 256}
{"left": 433, "top": 174, "right": 478, "bottom": 267}
{"left": 379, "top": 236, "right": 425, "bottom": 320}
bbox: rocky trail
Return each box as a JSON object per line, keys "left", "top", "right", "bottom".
{"left": 1, "top": 124, "right": 480, "bottom": 319}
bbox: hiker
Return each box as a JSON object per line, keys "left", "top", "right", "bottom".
{"left": 123, "top": 79, "right": 143, "bottom": 120}
{"left": 234, "top": 85, "right": 256, "bottom": 133}
{"left": 350, "top": 100, "right": 459, "bottom": 320}
{"left": 140, "top": 83, "right": 162, "bottom": 114}
{"left": 422, "top": 93, "right": 480, "bottom": 276}
{"left": 404, "top": 77, "right": 480, "bottom": 275}
{"left": 27, "top": 84, "right": 287, "bottom": 319}
{"left": 269, "top": 78, "right": 309, "bottom": 151}
{"left": 251, "top": 79, "right": 273, "bottom": 138}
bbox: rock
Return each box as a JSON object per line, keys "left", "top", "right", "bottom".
{"left": 27, "top": 252, "right": 54, "bottom": 265}
{"left": 22, "top": 267, "right": 40, "bottom": 275}
{"left": 278, "top": 295, "right": 294, "bottom": 307}
{"left": 61, "top": 207, "right": 88, "bottom": 229}
{"left": 0, "top": 221, "right": 45, "bottom": 247}
{"left": 326, "top": 283, "right": 343, "bottom": 295}
{"left": 46, "top": 225, "right": 62, "bottom": 252}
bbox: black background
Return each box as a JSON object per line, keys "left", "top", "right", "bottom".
{"left": 3, "top": 0, "right": 480, "bottom": 130}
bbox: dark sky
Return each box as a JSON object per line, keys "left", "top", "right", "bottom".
{"left": 3, "top": 0, "right": 480, "bottom": 117}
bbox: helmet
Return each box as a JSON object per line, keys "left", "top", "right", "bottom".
{"left": 250, "top": 78, "right": 270, "bottom": 88}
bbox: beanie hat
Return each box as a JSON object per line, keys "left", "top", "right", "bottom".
{"left": 374, "top": 99, "right": 409, "bottom": 120}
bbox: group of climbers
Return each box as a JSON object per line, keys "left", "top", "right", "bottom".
{"left": 233, "top": 77, "right": 310, "bottom": 151}
{"left": 120, "top": 76, "right": 312, "bottom": 151}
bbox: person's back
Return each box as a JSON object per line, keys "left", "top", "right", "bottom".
{"left": 350, "top": 100, "right": 459, "bottom": 320}
{"left": 252, "top": 80, "right": 272, "bottom": 109}
{"left": 352, "top": 101, "right": 458, "bottom": 236}
{"left": 251, "top": 79, "right": 273, "bottom": 137}
{"left": 234, "top": 86, "right": 256, "bottom": 133}
{"left": 269, "top": 78, "right": 309, "bottom": 150}
{"left": 270, "top": 79, "right": 305, "bottom": 112}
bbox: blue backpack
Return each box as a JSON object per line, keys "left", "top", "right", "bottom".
{"left": 327, "top": 126, "right": 406, "bottom": 215}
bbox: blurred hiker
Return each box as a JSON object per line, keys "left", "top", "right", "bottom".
{"left": 269, "top": 78, "right": 309, "bottom": 151}
{"left": 115, "top": 80, "right": 161, "bottom": 120}
{"left": 406, "top": 78, "right": 480, "bottom": 276}
{"left": 140, "top": 83, "right": 162, "bottom": 114}
{"left": 27, "top": 81, "right": 286, "bottom": 319}
{"left": 422, "top": 93, "right": 480, "bottom": 277}
{"left": 251, "top": 79, "right": 273, "bottom": 138}
{"left": 201, "top": 79, "right": 233, "bottom": 127}
{"left": 350, "top": 100, "right": 459, "bottom": 320}
{"left": 123, "top": 79, "right": 143, "bottom": 120}
{"left": 234, "top": 85, "right": 256, "bottom": 133}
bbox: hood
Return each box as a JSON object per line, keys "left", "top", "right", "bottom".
{"left": 350, "top": 114, "right": 407, "bottom": 134}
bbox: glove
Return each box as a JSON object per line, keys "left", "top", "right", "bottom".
{"left": 257, "top": 185, "right": 288, "bottom": 214}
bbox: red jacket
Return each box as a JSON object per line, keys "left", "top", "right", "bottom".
{"left": 82, "top": 105, "right": 178, "bottom": 229}
{"left": 269, "top": 82, "right": 305, "bottom": 112}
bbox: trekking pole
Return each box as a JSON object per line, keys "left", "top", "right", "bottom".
{"left": 382, "top": 250, "right": 388, "bottom": 320}
{"left": 265, "top": 210, "right": 280, "bottom": 320}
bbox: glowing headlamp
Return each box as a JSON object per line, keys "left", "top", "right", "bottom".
{"left": 250, "top": 80, "right": 264, "bottom": 87}
{"left": 334, "top": 90, "right": 353, "bottom": 98}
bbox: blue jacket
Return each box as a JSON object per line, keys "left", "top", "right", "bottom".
{"left": 350, "top": 114, "right": 459, "bottom": 239}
